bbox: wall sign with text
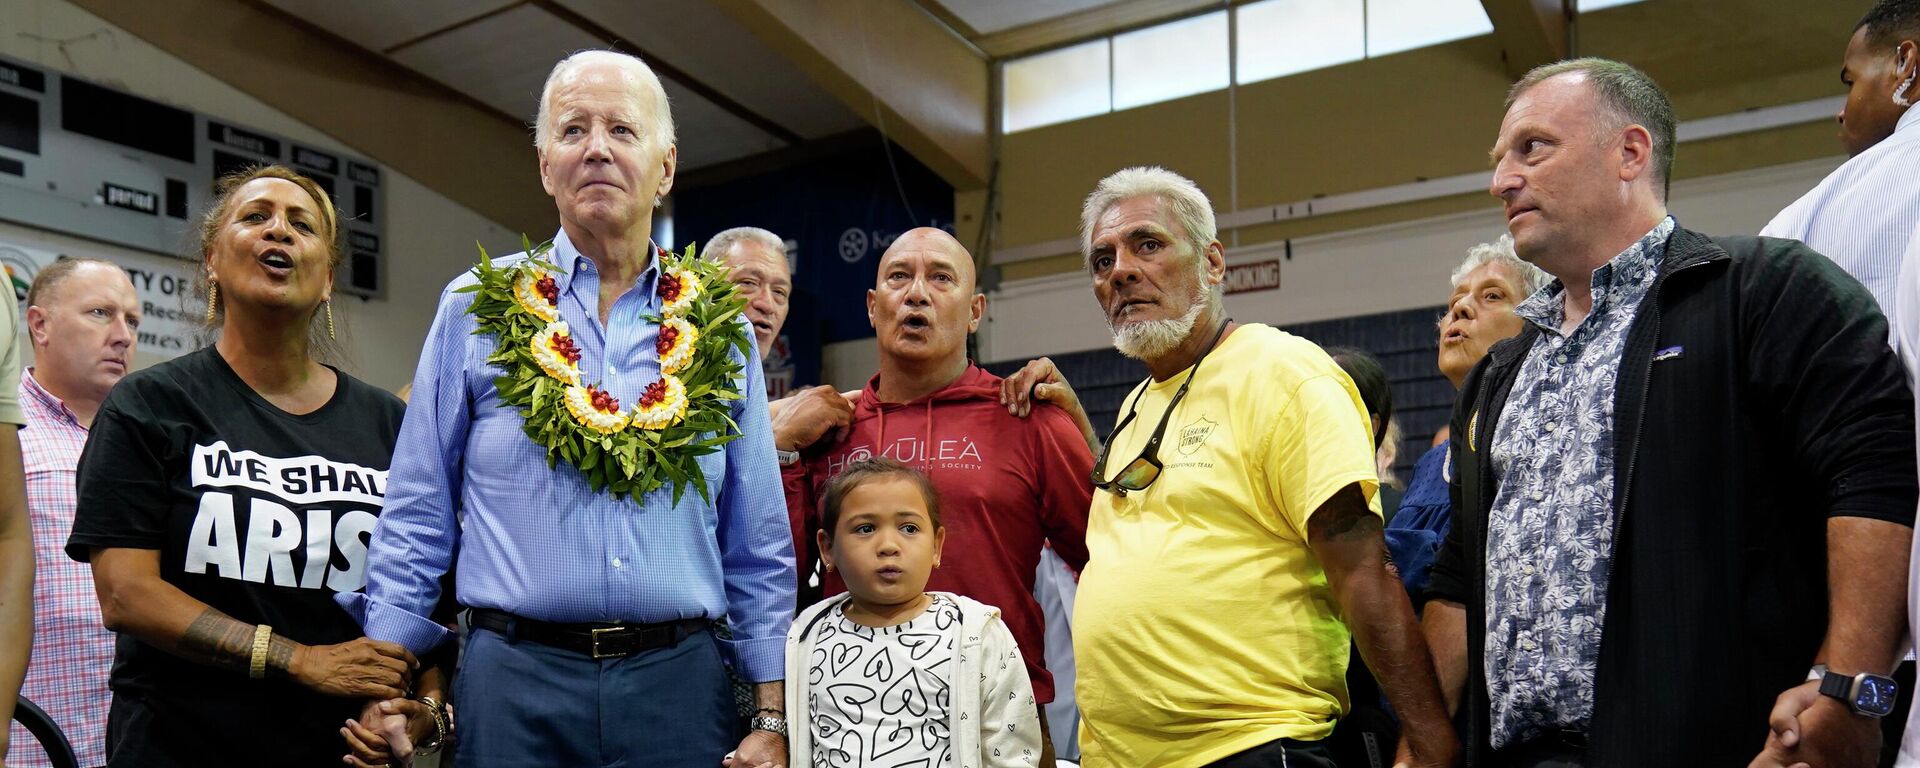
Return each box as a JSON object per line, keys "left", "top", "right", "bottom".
{"left": 1224, "top": 259, "right": 1282, "bottom": 295}
{"left": 0, "top": 237, "right": 200, "bottom": 359}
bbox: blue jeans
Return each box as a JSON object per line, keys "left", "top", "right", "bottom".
{"left": 452, "top": 625, "right": 738, "bottom": 767}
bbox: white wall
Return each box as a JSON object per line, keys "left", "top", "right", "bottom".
{"left": 1, "top": 0, "right": 524, "bottom": 391}
{"left": 978, "top": 156, "right": 1847, "bottom": 363}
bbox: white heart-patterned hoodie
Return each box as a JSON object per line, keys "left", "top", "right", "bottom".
{"left": 783, "top": 591, "right": 1042, "bottom": 768}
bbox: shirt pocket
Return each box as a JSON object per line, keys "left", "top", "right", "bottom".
{"left": 695, "top": 448, "right": 726, "bottom": 503}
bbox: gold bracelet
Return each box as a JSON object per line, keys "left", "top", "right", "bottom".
{"left": 249, "top": 624, "right": 272, "bottom": 679}
{"left": 414, "top": 696, "right": 448, "bottom": 755}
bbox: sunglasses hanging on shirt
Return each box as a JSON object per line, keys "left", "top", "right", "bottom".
{"left": 1090, "top": 318, "right": 1232, "bottom": 497}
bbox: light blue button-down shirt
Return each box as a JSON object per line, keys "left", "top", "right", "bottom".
{"left": 340, "top": 228, "right": 795, "bottom": 682}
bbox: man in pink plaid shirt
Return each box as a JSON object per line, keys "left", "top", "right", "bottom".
{"left": 7, "top": 259, "right": 139, "bottom": 768}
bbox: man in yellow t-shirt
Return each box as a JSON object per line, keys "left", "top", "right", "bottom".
{"left": 1070, "top": 167, "right": 1458, "bottom": 768}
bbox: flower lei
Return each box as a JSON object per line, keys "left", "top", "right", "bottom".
{"left": 459, "top": 238, "right": 752, "bottom": 503}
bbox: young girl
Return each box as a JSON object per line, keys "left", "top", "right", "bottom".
{"left": 785, "top": 457, "right": 1041, "bottom": 768}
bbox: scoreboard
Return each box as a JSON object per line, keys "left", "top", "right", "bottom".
{"left": 0, "top": 53, "right": 386, "bottom": 298}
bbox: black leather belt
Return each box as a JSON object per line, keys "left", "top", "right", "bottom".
{"left": 1502, "top": 728, "right": 1589, "bottom": 761}
{"left": 468, "top": 608, "right": 708, "bottom": 660}
{"left": 1546, "top": 729, "right": 1589, "bottom": 751}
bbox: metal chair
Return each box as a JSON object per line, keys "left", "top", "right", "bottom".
{"left": 11, "top": 696, "right": 78, "bottom": 768}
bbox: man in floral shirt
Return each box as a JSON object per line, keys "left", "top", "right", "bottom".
{"left": 1478, "top": 215, "right": 1670, "bottom": 745}
{"left": 1424, "top": 58, "right": 1915, "bottom": 768}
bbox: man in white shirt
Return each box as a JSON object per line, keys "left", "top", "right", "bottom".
{"left": 1894, "top": 219, "right": 1920, "bottom": 766}
{"left": 1770, "top": 4, "right": 1920, "bottom": 765}
{"left": 1761, "top": 0, "right": 1920, "bottom": 323}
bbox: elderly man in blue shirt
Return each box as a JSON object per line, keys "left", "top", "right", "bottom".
{"left": 342, "top": 50, "right": 793, "bottom": 768}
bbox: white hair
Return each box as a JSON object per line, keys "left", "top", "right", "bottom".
{"left": 1081, "top": 166, "right": 1218, "bottom": 268}
{"left": 702, "top": 226, "right": 787, "bottom": 263}
{"left": 1451, "top": 235, "right": 1550, "bottom": 296}
{"left": 534, "top": 50, "right": 675, "bottom": 153}
{"left": 1084, "top": 167, "right": 1228, "bottom": 361}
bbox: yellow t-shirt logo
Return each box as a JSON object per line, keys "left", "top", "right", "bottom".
{"left": 1177, "top": 416, "right": 1217, "bottom": 456}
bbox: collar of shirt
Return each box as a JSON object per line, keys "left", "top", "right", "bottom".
{"left": 1897, "top": 104, "right": 1920, "bottom": 136}
{"left": 1514, "top": 216, "right": 1676, "bottom": 337}
{"left": 348, "top": 227, "right": 796, "bottom": 680}
{"left": 548, "top": 226, "right": 668, "bottom": 311}
{"left": 21, "top": 368, "right": 84, "bottom": 429}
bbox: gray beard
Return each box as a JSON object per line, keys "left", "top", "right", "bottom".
{"left": 1110, "top": 288, "right": 1208, "bottom": 361}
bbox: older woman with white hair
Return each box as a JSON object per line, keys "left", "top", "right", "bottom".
{"left": 1385, "top": 235, "right": 1548, "bottom": 603}
{"left": 1435, "top": 236, "right": 1550, "bottom": 390}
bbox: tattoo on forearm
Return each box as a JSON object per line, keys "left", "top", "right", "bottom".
{"left": 180, "top": 609, "right": 256, "bottom": 672}
{"left": 1310, "top": 496, "right": 1384, "bottom": 542}
{"left": 179, "top": 609, "right": 299, "bottom": 678}
{"left": 267, "top": 634, "right": 296, "bottom": 676}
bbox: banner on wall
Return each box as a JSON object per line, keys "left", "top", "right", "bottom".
{"left": 763, "top": 334, "right": 796, "bottom": 400}
{"left": 0, "top": 237, "right": 199, "bottom": 358}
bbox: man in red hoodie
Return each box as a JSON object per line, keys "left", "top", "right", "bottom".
{"left": 780, "top": 226, "right": 1093, "bottom": 766}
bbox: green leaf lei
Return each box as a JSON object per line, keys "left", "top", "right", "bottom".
{"left": 456, "top": 237, "right": 753, "bottom": 504}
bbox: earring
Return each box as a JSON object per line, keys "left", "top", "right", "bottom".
{"left": 325, "top": 300, "right": 336, "bottom": 340}
{"left": 1896, "top": 52, "right": 1915, "bottom": 107}
{"left": 205, "top": 283, "right": 218, "bottom": 325}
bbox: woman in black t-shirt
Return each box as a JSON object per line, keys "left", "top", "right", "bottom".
{"left": 68, "top": 166, "right": 444, "bottom": 767}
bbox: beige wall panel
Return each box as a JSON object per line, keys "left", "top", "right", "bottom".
{"left": 996, "top": 90, "right": 1234, "bottom": 249}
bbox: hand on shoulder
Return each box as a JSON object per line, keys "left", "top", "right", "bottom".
{"left": 771, "top": 384, "right": 856, "bottom": 452}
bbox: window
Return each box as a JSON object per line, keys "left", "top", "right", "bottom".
{"left": 1366, "top": 0, "right": 1494, "bottom": 57}
{"left": 1002, "top": 0, "right": 1527, "bottom": 132}
{"left": 1236, "top": 0, "right": 1365, "bottom": 84}
{"left": 1113, "top": 11, "right": 1230, "bottom": 110}
{"left": 1004, "top": 39, "right": 1112, "bottom": 133}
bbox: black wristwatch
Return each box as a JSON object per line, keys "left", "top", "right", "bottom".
{"left": 1809, "top": 664, "right": 1900, "bottom": 718}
